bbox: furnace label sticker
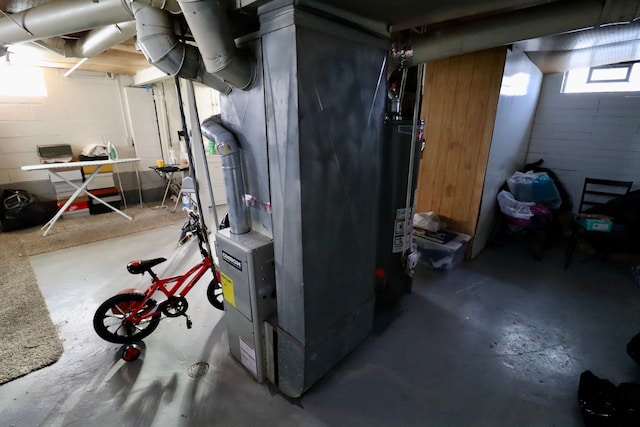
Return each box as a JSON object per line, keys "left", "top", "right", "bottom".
{"left": 239, "top": 336, "right": 258, "bottom": 377}
{"left": 222, "top": 250, "right": 242, "bottom": 271}
{"left": 220, "top": 272, "right": 236, "bottom": 308}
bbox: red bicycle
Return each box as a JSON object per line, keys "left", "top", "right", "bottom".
{"left": 92, "top": 211, "right": 223, "bottom": 357}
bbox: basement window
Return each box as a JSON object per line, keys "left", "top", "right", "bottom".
{"left": 562, "top": 62, "right": 640, "bottom": 93}
{"left": 0, "top": 65, "right": 47, "bottom": 99}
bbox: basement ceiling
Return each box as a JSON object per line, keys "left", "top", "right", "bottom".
{"left": 0, "top": 0, "right": 639, "bottom": 76}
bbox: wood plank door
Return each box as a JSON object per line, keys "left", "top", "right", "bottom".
{"left": 415, "top": 47, "right": 506, "bottom": 239}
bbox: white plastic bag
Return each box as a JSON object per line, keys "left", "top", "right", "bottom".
{"left": 413, "top": 212, "right": 441, "bottom": 232}
{"left": 497, "top": 190, "right": 535, "bottom": 219}
{"left": 507, "top": 171, "right": 561, "bottom": 208}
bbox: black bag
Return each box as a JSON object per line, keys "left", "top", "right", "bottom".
{"left": 0, "top": 189, "right": 50, "bottom": 232}
{"left": 628, "top": 332, "right": 640, "bottom": 367}
{"left": 578, "top": 370, "right": 640, "bottom": 427}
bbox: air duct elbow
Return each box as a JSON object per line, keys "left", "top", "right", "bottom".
{"left": 177, "top": 0, "right": 255, "bottom": 90}
{"left": 201, "top": 115, "right": 250, "bottom": 235}
{"left": 132, "top": 3, "right": 232, "bottom": 94}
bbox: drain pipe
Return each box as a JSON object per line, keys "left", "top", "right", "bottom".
{"left": 63, "top": 21, "right": 137, "bottom": 58}
{"left": 201, "top": 115, "right": 250, "bottom": 235}
{"left": 177, "top": 0, "right": 255, "bottom": 90}
{"left": 132, "top": 3, "right": 232, "bottom": 94}
{"left": 405, "top": 0, "right": 640, "bottom": 66}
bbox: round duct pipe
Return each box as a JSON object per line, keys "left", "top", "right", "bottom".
{"left": 405, "top": 0, "right": 640, "bottom": 66}
{"left": 63, "top": 21, "right": 137, "bottom": 58}
{"left": 132, "top": 3, "right": 232, "bottom": 94}
{"left": 177, "top": 0, "right": 255, "bottom": 90}
{"left": 0, "top": 0, "right": 132, "bottom": 45}
{"left": 201, "top": 115, "right": 250, "bottom": 235}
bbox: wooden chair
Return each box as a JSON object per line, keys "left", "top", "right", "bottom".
{"left": 564, "top": 178, "right": 633, "bottom": 268}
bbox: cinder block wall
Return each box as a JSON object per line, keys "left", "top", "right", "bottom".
{"left": 525, "top": 73, "right": 640, "bottom": 210}
{"left": 0, "top": 66, "right": 165, "bottom": 202}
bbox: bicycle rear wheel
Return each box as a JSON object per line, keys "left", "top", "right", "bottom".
{"left": 207, "top": 279, "right": 224, "bottom": 310}
{"left": 93, "top": 293, "right": 161, "bottom": 344}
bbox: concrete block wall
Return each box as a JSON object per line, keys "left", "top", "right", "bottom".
{"left": 525, "top": 72, "right": 640, "bottom": 211}
{"left": 0, "top": 66, "right": 165, "bottom": 202}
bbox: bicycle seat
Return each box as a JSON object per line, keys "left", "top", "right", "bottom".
{"left": 127, "top": 258, "right": 167, "bottom": 275}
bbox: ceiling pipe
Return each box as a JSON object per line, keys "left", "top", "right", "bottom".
{"left": 64, "top": 57, "right": 89, "bottom": 77}
{"left": 63, "top": 21, "right": 137, "bottom": 58}
{"left": 132, "top": 2, "right": 232, "bottom": 94}
{"left": 176, "top": 0, "right": 255, "bottom": 90}
{"left": 0, "top": 0, "right": 180, "bottom": 46}
{"left": 405, "top": 0, "right": 640, "bottom": 66}
{"left": 1, "top": 0, "right": 130, "bottom": 45}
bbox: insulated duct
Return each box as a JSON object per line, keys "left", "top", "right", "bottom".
{"left": 0, "top": 0, "right": 179, "bottom": 45}
{"left": 0, "top": 0, "right": 233, "bottom": 93}
{"left": 406, "top": 0, "right": 640, "bottom": 66}
{"left": 177, "top": 0, "right": 255, "bottom": 90}
{"left": 201, "top": 115, "right": 250, "bottom": 235}
{"left": 132, "top": 3, "right": 232, "bottom": 94}
{"left": 63, "top": 21, "right": 137, "bottom": 58}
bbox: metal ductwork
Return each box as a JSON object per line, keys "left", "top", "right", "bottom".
{"left": 406, "top": 0, "right": 640, "bottom": 66}
{"left": 0, "top": 0, "right": 235, "bottom": 92}
{"left": 0, "top": 0, "right": 179, "bottom": 45}
{"left": 63, "top": 21, "right": 137, "bottom": 58}
{"left": 177, "top": 0, "right": 255, "bottom": 90}
{"left": 132, "top": 3, "right": 232, "bottom": 94}
{"left": 201, "top": 115, "right": 249, "bottom": 235}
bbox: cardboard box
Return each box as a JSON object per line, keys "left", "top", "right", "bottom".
{"left": 86, "top": 174, "right": 116, "bottom": 190}
{"left": 413, "top": 231, "right": 471, "bottom": 270}
{"left": 576, "top": 214, "right": 613, "bottom": 232}
{"left": 88, "top": 200, "right": 121, "bottom": 215}
{"left": 57, "top": 200, "right": 89, "bottom": 212}
{"left": 48, "top": 168, "right": 82, "bottom": 183}
{"left": 38, "top": 144, "right": 73, "bottom": 164}
{"left": 56, "top": 194, "right": 89, "bottom": 204}
{"left": 82, "top": 165, "right": 114, "bottom": 174}
{"left": 88, "top": 187, "right": 121, "bottom": 215}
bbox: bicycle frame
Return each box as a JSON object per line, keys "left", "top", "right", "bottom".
{"left": 126, "top": 255, "right": 212, "bottom": 324}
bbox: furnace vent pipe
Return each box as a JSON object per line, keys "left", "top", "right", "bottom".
{"left": 132, "top": 3, "right": 232, "bottom": 94}
{"left": 63, "top": 21, "right": 137, "bottom": 58}
{"left": 177, "top": 0, "right": 255, "bottom": 90}
{"left": 406, "top": 0, "right": 640, "bottom": 66}
{"left": 201, "top": 115, "right": 250, "bottom": 235}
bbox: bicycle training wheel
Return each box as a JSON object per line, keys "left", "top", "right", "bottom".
{"left": 93, "top": 293, "right": 161, "bottom": 344}
{"left": 207, "top": 279, "right": 224, "bottom": 311}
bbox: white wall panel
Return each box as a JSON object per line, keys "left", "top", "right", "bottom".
{"left": 473, "top": 51, "right": 543, "bottom": 257}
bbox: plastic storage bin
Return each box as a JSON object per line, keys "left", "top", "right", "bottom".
{"left": 413, "top": 231, "right": 471, "bottom": 270}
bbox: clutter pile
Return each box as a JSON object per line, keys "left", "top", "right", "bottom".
{"left": 578, "top": 333, "right": 640, "bottom": 426}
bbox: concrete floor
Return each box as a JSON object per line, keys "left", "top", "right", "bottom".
{"left": 2, "top": 218, "right": 640, "bottom": 426}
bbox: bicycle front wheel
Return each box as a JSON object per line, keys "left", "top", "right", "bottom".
{"left": 207, "top": 279, "right": 224, "bottom": 311}
{"left": 93, "top": 293, "right": 161, "bottom": 344}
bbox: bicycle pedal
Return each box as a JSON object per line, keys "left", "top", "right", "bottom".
{"left": 183, "top": 314, "right": 192, "bottom": 329}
